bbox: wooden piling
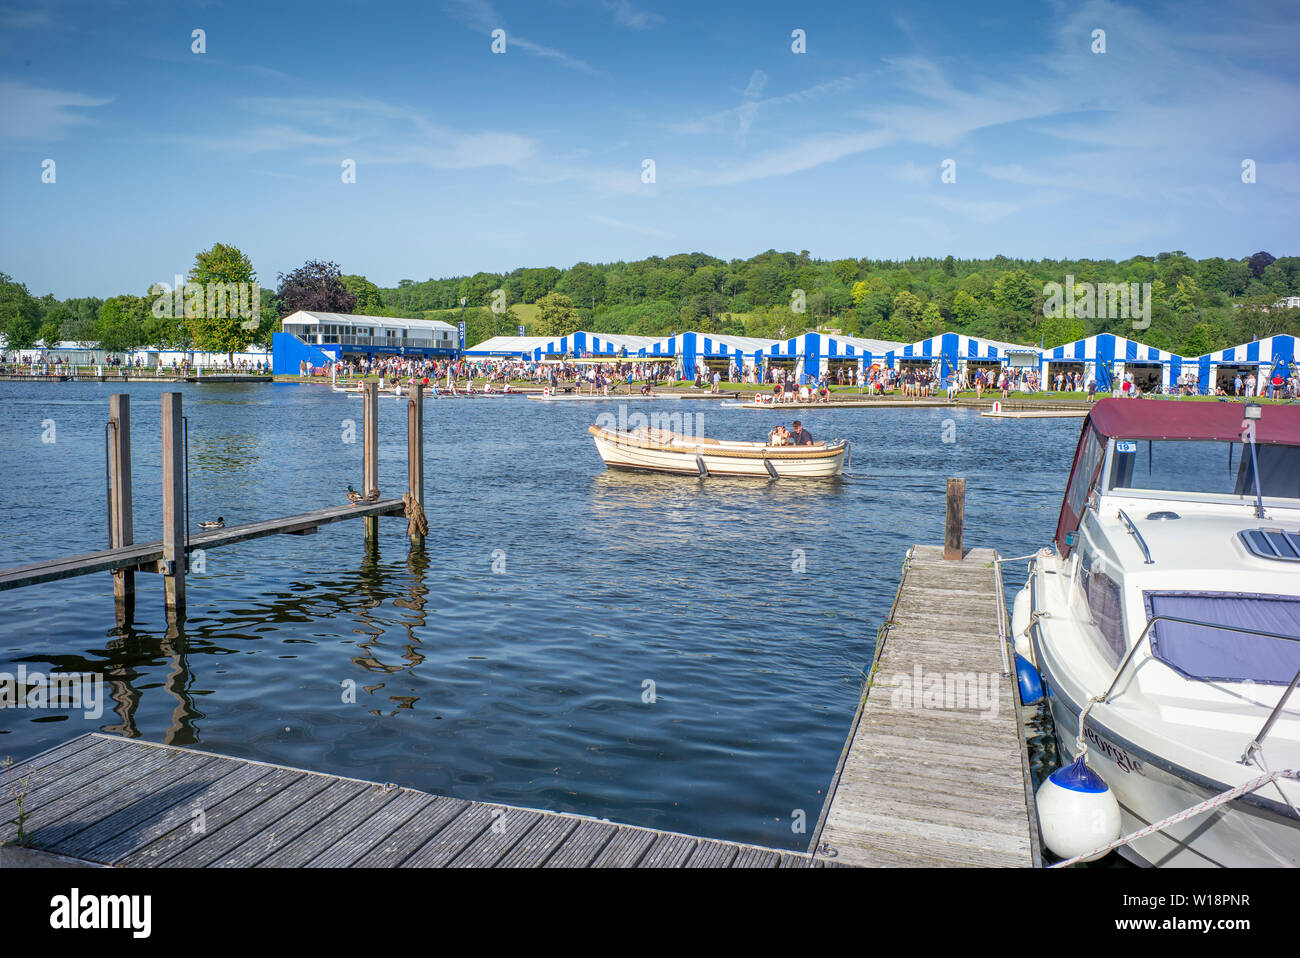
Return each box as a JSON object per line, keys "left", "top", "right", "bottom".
{"left": 161, "top": 392, "right": 186, "bottom": 619}
{"left": 363, "top": 381, "right": 379, "bottom": 544}
{"left": 944, "top": 477, "right": 965, "bottom": 560}
{"left": 407, "top": 384, "right": 425, "bottom": 548}
{"left": 107, "top": 394, "right": 134, "bottom": 622}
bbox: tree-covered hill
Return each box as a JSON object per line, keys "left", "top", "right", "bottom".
{"left": 379, "top": 249, "right": 1300, "bottom": 356}
{"left": 5, "top": 249, "right": 1298, "bottom": 358}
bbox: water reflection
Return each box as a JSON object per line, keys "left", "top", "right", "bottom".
{"left": 190, "top": 433, "right": 262, "bottom": 474}
{"left": 0, "top": 382, "right": 1084, "bottom": 849}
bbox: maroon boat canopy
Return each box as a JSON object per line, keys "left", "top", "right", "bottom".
{"left": 1088, "top": 398, "right": 1300, "bottom": 446}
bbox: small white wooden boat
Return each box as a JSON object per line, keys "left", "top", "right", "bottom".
{"left": 588, "top": 425, "right": 847, "bottom": 478}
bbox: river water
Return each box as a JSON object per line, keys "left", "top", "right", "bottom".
{"left": 0, "top": 382, "right": 1079, "bottom": 850}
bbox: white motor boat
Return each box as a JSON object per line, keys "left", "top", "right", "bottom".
{"left": 1014, "top": 398, "right": 1300, "bottom": 866}
{"left": 588, "top": 425, "right": 847, "bottom": 478}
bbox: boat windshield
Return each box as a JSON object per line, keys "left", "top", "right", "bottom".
{"left": 1108, "top": 440, "right": 1300, "bottom": 500}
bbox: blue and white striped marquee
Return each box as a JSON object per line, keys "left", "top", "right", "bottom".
{"left": 1194, "top": 334, "right": 1296, "bottom": 394}
{"left": 638, "top": 331, "right": 776, "bottom": 376}
{"left": 777, "top": 332, "right": 906, "bottom": 382}
{"left": 1040, "top": 333, "right": 1188, "bottom": 391}
{"left": 882, "top": 333, "right": 1035, "bottom": 380}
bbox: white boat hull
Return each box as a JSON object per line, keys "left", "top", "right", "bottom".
{"left": 1041, "top": 672, "right": 1300, "bottom": 867}
{"left": 589, "top": 426, "right": 846, "bottom": 478}
{"left": 1026, "top": 562, "right": 1300, "bottom": 867}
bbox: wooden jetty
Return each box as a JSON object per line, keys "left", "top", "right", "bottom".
{"left": 0, "top": 734, "right": 816, "bottom": 869}
{"left": 811, "top": 540, "right": 1040, "bottom": 867}
{"left": 981, "top": 409, "right": 1090, "bottom": 419}
{"left": 0, "top": 500, "right": 404, "bottom": 592}
{"left": 0, "top": 383, "right": 425, "bottom": 624}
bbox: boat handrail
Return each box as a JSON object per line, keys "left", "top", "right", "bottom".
{"left": 1242, "top": 664, "right": 1300, "bottom": 766}
{"left": 1076, "top": 614, "right": 1300, "bottom": 766}
{"left": 1116, "top": 508, "right": 1154, "bottom": 564}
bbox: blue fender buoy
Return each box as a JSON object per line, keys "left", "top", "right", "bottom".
{"left": 1015, "top": 653, "right": 1043, "bottom": 705}
{"left": 1036, "top": 754, "right": 1122, "bottom": 862}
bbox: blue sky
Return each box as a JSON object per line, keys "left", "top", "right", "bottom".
{"left": 1, "top": 0, "right": 1298, "bottom": 298}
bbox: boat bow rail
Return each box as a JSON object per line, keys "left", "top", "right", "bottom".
{"left": 1071, "top": 613, "right": 1300, "bottom": 771}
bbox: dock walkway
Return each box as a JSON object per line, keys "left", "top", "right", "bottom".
{"left": 0, "top": 734, "right": 815, "bottom": 868}
{"left": 0, "top": 500, "right": 404, "bottom": 591}
{"left": 813, "top": 545, "right": 1039, "bottom": 867}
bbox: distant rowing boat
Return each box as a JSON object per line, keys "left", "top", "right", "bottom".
{"left": 588, "top": 424, "right": 847, "bottom": 478}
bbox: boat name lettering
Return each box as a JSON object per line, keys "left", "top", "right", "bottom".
{"left": 1083, "top": 725, "right": 1143, "bottom": 773}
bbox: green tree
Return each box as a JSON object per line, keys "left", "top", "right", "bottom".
{"left": 557, "top": 262, "right": 606, "bottom": 310}
{"left": 187, "top": 242, "right": 259, "bottom": 360}
{"left": 38, "top": 314, "right": 63, "bottom": 348}
{"left": 918, "top": 301, "right": 944, "bottom": 338}
{"left": 992, "top": 269, "right": 1037, "bottom": 316}
{"left": 340, "top": 275, "right": 384, "bottom": 313}
{"left": 1173, "top": 276, "right": 1200, "bottom": 315}
{"left": 0, "top": 273, "right": 41, "bottom": 351}
{"left": 1181, "top": 322, "right": 1216, "bottom": 358}
{"left": 96, "top": 295, "right": 148, "bottom": 353}
{"left": 534, "top": 292, "right": 581, "bottom": 337}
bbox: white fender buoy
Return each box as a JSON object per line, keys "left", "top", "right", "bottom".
{"left": 1011, "top": 582, "right": 1033, "bottom": 663}
{"left": 1036, "top": 755, "right": 1122, "bottom": 862}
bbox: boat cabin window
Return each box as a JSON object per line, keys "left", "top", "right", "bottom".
{"left": 1064, "top": 427, "right": 1108, "bottom": 519}
{"left": 1108, "top": 440, "right": 1300, "bottom": 500}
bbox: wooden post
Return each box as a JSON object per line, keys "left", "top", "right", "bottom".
{"left": 107, "top": 394, "right": 134, "bottom": 623}
{"left": 407, "top": 384, "right": 425, "bottom": 547}
{"left": 944, "top": 477, "right": 965, "bottom": 560}
{"left": 363, "top": 381, "right": 379, "bottom": 544}
{"left": 161, "top": 392, "right": 186, "bottom": 619}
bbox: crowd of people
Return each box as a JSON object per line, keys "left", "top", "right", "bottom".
{"left": 302, "top": 351, "right": 1300, "bottom": 402}
{"left": 1, "top": 353, "right": 269, "bottom": 375}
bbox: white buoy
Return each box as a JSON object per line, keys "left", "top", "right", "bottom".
{"left": 1036, "top": 754, "right": 1122, "bottom": 862}
{"left": 1011, "top": 582, "right": 1033, "bottom": 663}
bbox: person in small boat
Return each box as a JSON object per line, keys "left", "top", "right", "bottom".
{"left": 768, "top": 424, "right": 790, "bottom": 446}
{"left": 790, "top": 420, "right": 814, "bottom": 445}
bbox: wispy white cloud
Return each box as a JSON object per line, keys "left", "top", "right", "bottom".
{"left": 175, "top": 96, "right": 536, "bottom": 170}
{"left": 0, "top": 80, "right": 112, "bottom": 139}
{"left": 600, "top": 0, "right": 664, "bottom": 30}
{"left": 587, "top": 213, "right": 673, "bottom": 238}
{"left": 891, "top": 160, "right": 934, "bottom": 185}
{"left": 706, "top": 130, "right": 895, "bottom": 186}
{"left": 670, "top": 72, "right": 870, "bottom": 137}
{"left": 443, "top": 0, "right": 605, "bottom": 75}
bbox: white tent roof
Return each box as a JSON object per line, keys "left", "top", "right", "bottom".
{"left": 284, "top": 310, "right": 456, "bottom": 332}
{"left": 821, "top": 333, "right": 906, "bottom": 354}
{"left": 465, "top": 335, "right": 553, "bottom": 354}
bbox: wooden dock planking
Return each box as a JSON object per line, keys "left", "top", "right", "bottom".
{"left": 1, "top": 734, "right": 813, "bottom": 868}
{"left": 813, "top": 545, "right": 1039, "bottom": 868}
{"left": 0, "top": 500, "right": 405, "bottom": 591}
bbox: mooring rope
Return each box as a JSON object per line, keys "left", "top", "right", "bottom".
{"left": 402, "top": 493, "right": 429, "bottom": 539}
{"left": 1049, "top": 768, "right": 1300, "bottom": 868}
